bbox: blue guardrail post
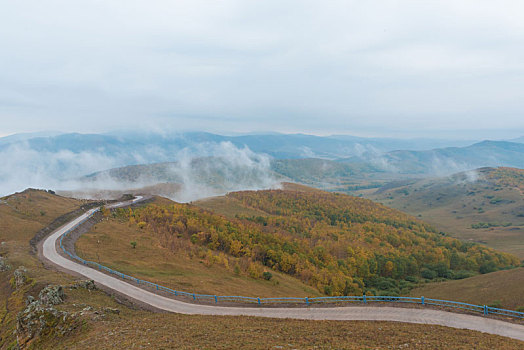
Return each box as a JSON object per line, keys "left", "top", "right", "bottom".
{"left": 305, "top": 297, "right": 309, "bottom": 305}
{"left": 484, "top": 305, "right": 488, "bottom": 315}
{"left": 258, "top": 297, "right": 261, "bottom": 305}
{"left": 214, "top": 295, "right": 218, "bottom": 303}
{"left": 363, "top": 294, "right": 366, "bottom": 304}
{"left": 421, "top": 296, "right": 425, "bottom": 305}
{"left": 193, "top": 293, "right": 196, "bottom": 301}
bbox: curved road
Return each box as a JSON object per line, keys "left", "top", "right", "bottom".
{"left": 41, "top": 198, "right": 524, "bottom": 341}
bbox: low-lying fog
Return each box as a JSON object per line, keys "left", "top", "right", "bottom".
{"left": 0, "top": 141, "right": 281, "bottom": 202}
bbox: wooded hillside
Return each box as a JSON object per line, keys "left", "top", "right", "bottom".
{"left": 115, "top": 190, "right": 519, "bottom": 296}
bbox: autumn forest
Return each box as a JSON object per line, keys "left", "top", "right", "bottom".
{"left": 113, "top": 190, "right": 519, "bottom": 296}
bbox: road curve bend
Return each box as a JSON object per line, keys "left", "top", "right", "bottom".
{"left": 41, "top": 198, "right": 524, "bottom": 342}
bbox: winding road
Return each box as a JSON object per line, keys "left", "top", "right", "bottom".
{"left": 41, "top": 197, "right": 524, "bottom": 341}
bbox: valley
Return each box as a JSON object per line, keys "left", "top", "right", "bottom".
{"left": 364, "top": 167, "right": 524, "bottom": 258}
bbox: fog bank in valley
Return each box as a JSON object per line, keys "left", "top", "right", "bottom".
{"left": 0, "top": 141, "right": 281, "bottom": 202}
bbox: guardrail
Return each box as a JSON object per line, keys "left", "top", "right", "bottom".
{"left": 59, "top": 207, "right": 524, "bottom": 320}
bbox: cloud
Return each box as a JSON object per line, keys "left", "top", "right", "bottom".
{"left": 167, "top": 142, "right": 280, "bottom": 202}
{"left": 0, "top": 142, "right": 121, "bottom": 196}
{"left": 0, "top": 1, "right": 523, "bottom": 137}
{"left": 0, "top": 140, "right": 280, "bottom": 202}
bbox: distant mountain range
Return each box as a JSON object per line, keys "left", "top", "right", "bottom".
{"left": 0, "top": 131, "right": 487, "bottom": 162}
{"left": 341, "top": 140, "right": 524, "bottom": 175}
{"left": 1, "top": 131, "right": 523, "bottom": 198}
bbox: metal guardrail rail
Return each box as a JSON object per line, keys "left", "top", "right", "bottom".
{"left": 59, "top": 207, "right": 524, "bottom": 320}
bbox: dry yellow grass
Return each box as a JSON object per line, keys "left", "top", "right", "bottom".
{"left": 76, "top": 216, "right": 321, "bottom": 297}
{"left": 2, "top": 189, "right": 523, "bottom": 349}
{"left": 0, "top": 189, "right": 82, "bottom": 281}
{"left": 0, "top": 189, "right": 86, "bottom": 348}
{"left": 366, "top": 170, "right": 524, "bottom": 258}
{"left": 53, "top": 302, "right": 524, "bottom": 350}
{"left": 410, "top": 267, "right": 524, "bottom": 310}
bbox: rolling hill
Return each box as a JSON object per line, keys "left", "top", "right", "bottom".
{"left": 409, "top": 267, "right": 524, "bottom": 311}
{"left": 76, "top": 187, "right": 520, "bottom": 299}
{"left": 73, "top": 140, "right": 524, "bottom": 200}
{"left": 342, "top": 141, "right": 524, "bottom": 175}
{"left": 365, "top": 167, "right": 524, "bottom": 258}
{"left": 1, "top": 188, "right": 523, "bottom": 348}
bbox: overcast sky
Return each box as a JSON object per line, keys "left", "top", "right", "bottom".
{"left": 1, "top": 0, "right": 523, "bottom": 139}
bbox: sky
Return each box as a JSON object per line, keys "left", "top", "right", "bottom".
{"left": 1, "top": 0, "right": 523, "bottom": 139}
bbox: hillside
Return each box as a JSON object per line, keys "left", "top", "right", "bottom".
{"left": 410, "top": 267, "right": 524, "bottom": 311}
{"left": 76, "top": 157, "right": 416, "bottom": 202}
{"left": 343, "top": 141, "right": 524, "bottom": 175}
{"left": 76, "top": 196, "right": 321, "bottom": 298}
{"left": 1, "top": 189, "right": 523, "bottom": 348}
{"left": 78, "top": 188, "right": 520, "bottom": 298}
{"left": 365, "top": 167, "right": 524, "bottom": 258}
{"left": 0, "top": 190, "right": 88, "bottom": 347}
{"left": 71, "top": 140, "right": 524, "bottom": 203}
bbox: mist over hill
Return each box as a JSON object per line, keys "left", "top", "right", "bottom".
{"left": 1, "top": 131, "right": 523, "bottom": 199}
{"left": 341, "top": 141, "right": 524, "bottom": 175}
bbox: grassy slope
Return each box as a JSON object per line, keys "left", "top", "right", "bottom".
{"left": 75, "top": 212, "right": 321, "bottom": 297}
{"left": 195, "top": 182, "right": 323, "bottom": 219}
{"left": 59, "top": 312, "right": 524, "bottom": 350}
{"left": 365, "top": 167, "right": 524, "bottom": 258}
{"left": 1, "top": 189, "right": 523, "bottom": 349}
{"left": 410, "top": 267, "right": 524, "bottom": 310}
{"left": 0, "top": 189, "right": 82, "bottom": 281}
{"left": 0, "top": 190, "right": 85, "bottom": 348}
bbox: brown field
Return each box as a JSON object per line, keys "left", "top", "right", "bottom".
{"left": 1, "top": 189, "right": 524, "bottom": 349}
{"left": 410, "top": 267, "right": 524, "bottom": 310}
{"left": 58, "top": 304, "right": 524, "bottom": 350}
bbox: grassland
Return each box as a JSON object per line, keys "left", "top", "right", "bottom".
{"left": 2, "top": 189, "right": 524, "bottom": 349}
{"left": 75, "top": 212, "right": 322, "bottom": 297}
{"left": 57, "top": 310, "right": 524, "bottom": 349}
{"left": 365, "top": 167, "right": 524, "bottom": 258}
{"left": 410, "top": 267, "right": 524, "bottom": 310}
{"left": 0, "top": 189, "right": 87, "bottom": 348}
{"left": 0, "top": 189, "right": 83, "bottom": 282}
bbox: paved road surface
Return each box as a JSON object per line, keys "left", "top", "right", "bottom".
{"left": 41, "top": 198, "right": 524, "bottom": 341}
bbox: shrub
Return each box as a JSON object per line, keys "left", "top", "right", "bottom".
{"left": 451, "top": 270, "right": 476, "bottom": 280}
{"left": 479, "top": 262, "right": 497, "bottom": 274}
{"left": 405, "top": 275, "right": 418, "bottom": 283}
{"left": 190, "top": 234, "right": 198, "bottom": 244}
{"left": 130, "top": 241, "right": 137, "bottom": 249}
{"left": 323, "top": 285, "right": 333, "bottom": 295}
{"left": 262, "top": 271, "right": 273, "bottom": 280}
{"left": 421, "top": 268, "right": 437, "bottom": 280}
